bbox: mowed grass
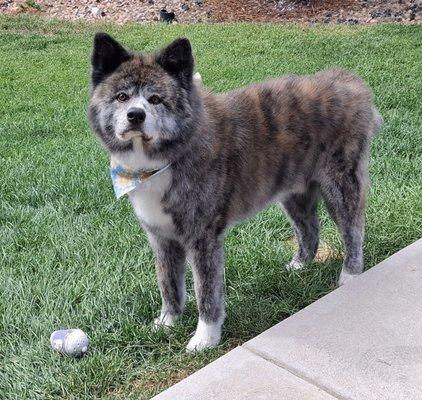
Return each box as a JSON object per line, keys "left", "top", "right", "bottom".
{"left": 0, "top": 15, "right": 421, "bottom": 399}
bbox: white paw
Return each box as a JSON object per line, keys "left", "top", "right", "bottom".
{"left": 286, "top": 256, "right": 305, "bottom": 270}
{"left": 152, "top": 312, "right": 178, "bottom": 332}
{"left": 338, "top": 270, "right": 359, "bottom": 286}
{"left": 186, "top": 319, "right": 222, "bottom": 352}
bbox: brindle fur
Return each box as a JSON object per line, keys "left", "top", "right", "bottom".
{"left": 88, "top": 33, "right": 383, "bottom": 350}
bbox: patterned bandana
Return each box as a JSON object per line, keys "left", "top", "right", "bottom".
{"left": 110, "top": 159, "right": 171, "bottom": 199}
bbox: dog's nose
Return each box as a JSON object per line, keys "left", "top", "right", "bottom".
{"left": 127, "top": 107, "right": 146, "bottom": 124}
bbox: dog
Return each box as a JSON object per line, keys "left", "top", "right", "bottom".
{"left": 88, "top": 33, "right": 383, "bottom": 351}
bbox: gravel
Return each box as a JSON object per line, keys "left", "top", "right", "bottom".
{"left": 1, "top": 0, "right": 421, "bottom": 24}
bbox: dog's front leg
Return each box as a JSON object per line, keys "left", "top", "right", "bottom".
{"left": 187, "top": 236, "right": 225, "bottom": 352}
{"left": 148, "top": 233, "right": 187, "bottom": 330}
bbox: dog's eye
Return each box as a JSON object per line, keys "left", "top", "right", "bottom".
{"left": 116, "top": 92, "right": 129, "bottom": 102}
{"left": 148, "top": 95, "right": 162, "bottom": 105}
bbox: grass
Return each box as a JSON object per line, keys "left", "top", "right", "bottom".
{"left": 24, "top": 0, "right": 42, "bottom": 12}
{"left": 0, "top": 15, "right": 421, "bottom": 399}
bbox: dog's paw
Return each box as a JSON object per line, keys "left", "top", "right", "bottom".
{"left": 338, "top": 270, "right": 359, "bottom": 286}
{"left": 152, "top": 312, "right": 178, "bottom": 332}
{"left": 286, "top": 255, "right": 305, "bottom": 271}
{"left": 186, "top": 319, "right": 222, "bottom": 352}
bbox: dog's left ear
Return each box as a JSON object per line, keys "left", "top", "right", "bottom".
{"left": 91, "top": 32, "right": 130, "bottom": 86}
{"left": 157, "top": 38, "right": 194, "bottom": 86}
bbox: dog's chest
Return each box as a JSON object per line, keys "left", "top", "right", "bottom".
{"left": 127, "top": 169, "right": 174, "bottom": 236}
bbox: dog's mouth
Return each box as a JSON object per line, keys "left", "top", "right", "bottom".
{"left": 140, "top": 133, "right": 153, "bottom": 143}
{"left": 118, "top": 130, "right": 153, "bottom": 143}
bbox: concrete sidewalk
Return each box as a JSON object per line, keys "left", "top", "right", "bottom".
{"left": 153, "top": 239, "right": 422, "bottom": 400}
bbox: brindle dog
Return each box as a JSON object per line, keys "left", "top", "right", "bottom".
{"left": 88, "top": 33, "right": 383, "bottom": 351}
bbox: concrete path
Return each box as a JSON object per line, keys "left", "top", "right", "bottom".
{"left": 153, "top": 239, "right": 422, "bottom": 400}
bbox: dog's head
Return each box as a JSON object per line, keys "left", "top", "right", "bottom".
{"left": 88, "top": 33, "right": 200, "bottom": 157}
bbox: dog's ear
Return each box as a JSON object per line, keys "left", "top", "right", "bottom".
{"left": 156, "top": 38, "right": 194, "bottom": 87}
{"left": 91, "top": 32, "right": 130, "bottom": 86}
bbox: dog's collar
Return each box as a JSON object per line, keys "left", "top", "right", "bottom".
{"left": 110, "top": 158, "right": 171, "bottom": 199}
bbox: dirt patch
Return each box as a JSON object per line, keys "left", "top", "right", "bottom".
{"left": 106, "top": 368, "right": 193, "bottom": 399}
{"left": 134, "top": 369, "right": 192, "bottom": 396}
{"left": 208, "top": 0, "right": 421, "bottom": 24}
{"left": 1, "top": 0, "right": 421, "bottom": 24}
{"left": 286, "top": 236, "right": 343, "bottom": 263}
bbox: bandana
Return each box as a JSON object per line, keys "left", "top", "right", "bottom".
{"left": 110, "top": 159, "right": 171, "bottom": 199}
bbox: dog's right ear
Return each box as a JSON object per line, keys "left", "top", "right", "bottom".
{"left": 91, "top": 33, "right": 130, "bottom": 86}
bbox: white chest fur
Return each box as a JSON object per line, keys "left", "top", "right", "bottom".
{"left": 127, "top": 167, "right": 175, "bottom": 237}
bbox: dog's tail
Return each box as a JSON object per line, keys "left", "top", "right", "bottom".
{"left": 370, "top": 107, "right": 383, "bottom": 137}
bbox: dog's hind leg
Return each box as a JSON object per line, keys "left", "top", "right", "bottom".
{"left": 320, "top": 159, "right": 368, "bottom": 286}
{"left": 280, "top": 181, "right": 320, "bottom": 270}
{"left": 148, "top": 234, "right": 186, "bottom": 330}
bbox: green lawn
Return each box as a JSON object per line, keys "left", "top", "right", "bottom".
{"left": 0, "top": 15, "right": 421, "bottom": 399}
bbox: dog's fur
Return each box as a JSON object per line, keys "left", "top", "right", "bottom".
{"left": 88, "top": 33, "right": 383, "bottom": 351}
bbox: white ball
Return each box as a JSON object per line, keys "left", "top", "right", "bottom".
{"left": 193, "top": 72, "right": 202, "bottom": 85}
{"left": 50, "top": 329, "right": 89, "bottom": 357}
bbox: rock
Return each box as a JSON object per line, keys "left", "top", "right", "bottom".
{"left": 181, "top": 4, "right": 189, "bottom": 11}
{"left": 409, "top": 4, "right": 422, "bottom": 13}
{"left": 91, "top": 6, "right": 99, "bottom": 16}
{"left": 370, "top": 10, "right": 382, "bottom": 18}
{"left": 346, "top": 18, "right": 359, "bottom": 24}
{"left": 383, "top": 8, "right": 392, "bottom": 17}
